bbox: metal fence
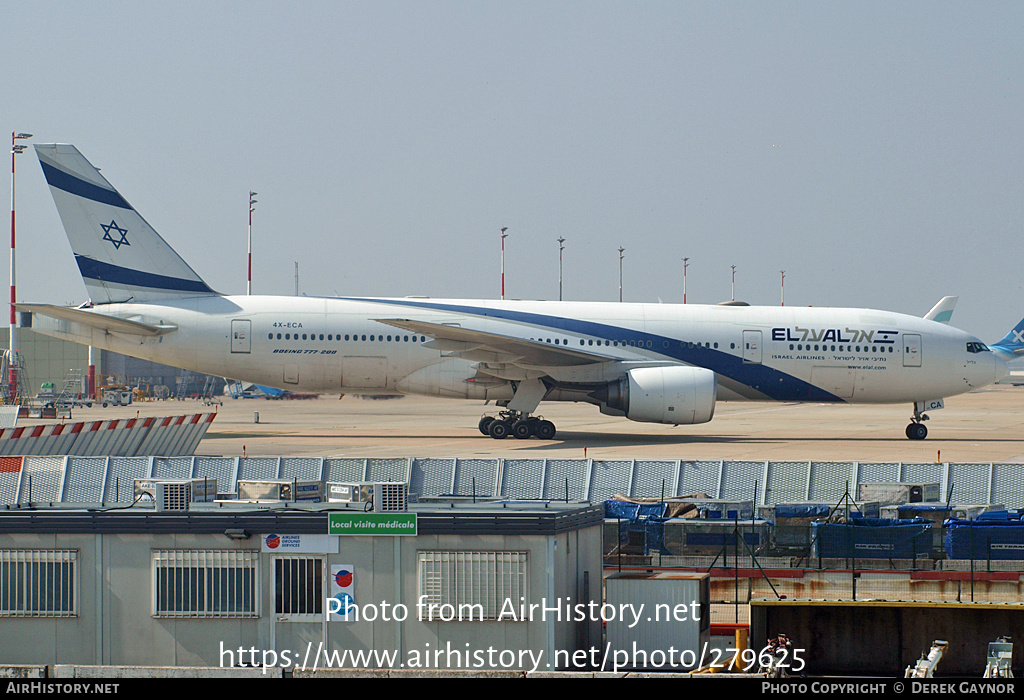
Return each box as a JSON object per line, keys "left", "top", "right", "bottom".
{"left": 2, "top": 456, "right": 1023, "bottom": 510}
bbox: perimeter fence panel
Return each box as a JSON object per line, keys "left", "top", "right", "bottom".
{"left": 452, "top": 459, "right": 498, "bottom": 498}
{"left": 945, "top": 463, "right": 993, "bottom": 507}
{"left": 410, "top": 458, "right": 455, "bottom": 498}
{"left": 765, "top": 461, "right": 810, "bottom": 506}
{"left": 279, "top": 458, "right": 323, "bottom": 482}
{"left": 500, "top": 459, "right": 544, "bottom": 500}
{"left": 63, "top": 457, "right": 107, "bottom": 504}
{"left": 542, "top": 459, "right": 589, "bottom": 501}
{"left": 106, "top": 457, "right": 150, "bottom": 504}
{"left": 323, "top": 459, "right": 366, "bottom": 484}
{"left": 193, "top": 457, "right": 237, "bottom": 494}
{"left": 678, "top": 460, "right": 722, "bottom": 499}
{"left": 20, "top": 457, "right": 64, "bottom": 504}
{"left": 0, "top": 459, "right": 21, "bottom": 506}
{"left": 150, "top": 457, "right": 193, "bottom": 480}
{"left": 992, "top": 463, "right": 1024, "bottom": 512}
{"left": 856, "top": 462, "right": 901, "bottom": 488}
{"left": 366, "top": 458, "right": 409, "bottom": 484}
{"left": 589, "top": 461, "right": 633, "bottom": 504}
{"left": 236, "top": 457, "right": 280, "bottom": 481}
{"left": 808, "top": 461, "right": 856, "bottom": 503}
{"left": 631, "top": 461, "right": 678, "bottom": 500}
{"left": 719, "top": 461, "right": 765, "bottom": 502}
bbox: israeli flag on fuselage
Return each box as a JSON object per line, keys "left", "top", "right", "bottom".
{"left": 35, "top": 144, "right": 216, "bottom": 304}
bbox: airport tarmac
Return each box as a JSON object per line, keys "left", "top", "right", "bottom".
{"left": 37, "top": 384, "right": 1024, "bottom": 462}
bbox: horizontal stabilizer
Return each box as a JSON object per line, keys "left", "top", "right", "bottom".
{"left": 16, "top": 303, "right": 178, "bottom": 337}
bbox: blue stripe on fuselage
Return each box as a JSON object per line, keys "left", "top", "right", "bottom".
{"left": 76, "top": 255, "right": 215, "bottom": 295}
{"left": 39, "top": 160, "right": 132, "bottom": 210}
{"left": 344, "top": 297, "right": 843, "bottom": 402}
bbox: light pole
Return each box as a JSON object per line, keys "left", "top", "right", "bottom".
{"left": 247, "top": 191, "right": 257, "bottom": 295}
{"left": 9, "top": 132, "right": 30, "bottom": 404}
{"left": 618, "top": 247, "right": 625, "bottom": 302}
{"left": 731, "top": 265, "right": 736, "bottom": 302}
{"left": 682, "top": 257, "right": 689, "bottom": 304}
{"left": 780, "top": 270, "right": 785, "bottom": 306}
{"left": 557, "top": 236, "right": 565, "bottom": 301}
{"left": 500, "top": 227, "right": 508, "bottom": 300}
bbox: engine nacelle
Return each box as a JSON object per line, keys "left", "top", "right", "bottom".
{"left": 599, "top": 366, "right": 716, "bottom": 425}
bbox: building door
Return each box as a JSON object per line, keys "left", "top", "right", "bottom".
{"left": 270, "top": 555, "right": 326, "bottom": 662}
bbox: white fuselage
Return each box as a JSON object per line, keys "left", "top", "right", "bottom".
{"left": 32, "top": 295, "right": 1005, "bottom": 407}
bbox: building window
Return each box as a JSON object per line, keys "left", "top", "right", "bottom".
{"left": 0, "top": 550, "right": 77, "bottom": 617}
{"left": 274, "top": 556, "right": 322, "bottom": 619}
{"left": 417, "top": 551, "right": 527, "bottom": 621}
{"left": 152, "top": 550, "right": 259, "bottom": 618}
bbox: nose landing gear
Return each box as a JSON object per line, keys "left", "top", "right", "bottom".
{"left": 906, "top": 404, "right": 929, "bottom": 440}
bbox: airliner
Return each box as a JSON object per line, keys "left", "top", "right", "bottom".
{"left": 21, "top": 144, "right": 1022, "bottom": 441}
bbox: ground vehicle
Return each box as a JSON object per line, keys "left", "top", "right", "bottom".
{"left": 101, "top": 388, "right": 133, "bottom": 407}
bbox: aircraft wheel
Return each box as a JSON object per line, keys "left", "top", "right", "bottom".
{"left": 488, "top": 419, "right": 511, "bottom": 440}
{"left": 478, "top": 416, "right": 495, "bottom": 436}
{"left": 512, "top": 420, "right": 533, "bottom": 439}
{"left": 906, "top": 423, "right": 928, "bottom": 440}
{"left": 534, "top": 420, "right": 556, "bottom": 440}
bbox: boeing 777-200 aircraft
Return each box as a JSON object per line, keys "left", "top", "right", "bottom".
{"left": 21, "top": 144, "right": 1023, "bottom": 441}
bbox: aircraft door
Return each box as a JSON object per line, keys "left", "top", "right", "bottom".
{"left": 231, "top": 319, "right": 251, "bottom": 354}
{"left": 903, "top": 334, "right": 922, "bottom": 367}
{"left": 742, "top": 330, "right": 762, "bottom": 364}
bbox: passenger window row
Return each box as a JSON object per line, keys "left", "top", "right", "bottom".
{"left": 788, "top": 344, "right": 896, "bottom": 353}
{"left": 268, "top": 333, "right": 427, "bottom": 342}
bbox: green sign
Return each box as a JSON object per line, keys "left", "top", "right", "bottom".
{"left": 328, "top": 512, "right": 418, "bottom": 536}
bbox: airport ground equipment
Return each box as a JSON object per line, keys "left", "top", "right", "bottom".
{"left": 327, "top": 482, "right": 409, "bottom": 512}
{"left": 134, "top": 478, "right": 217, "bottom": 511}
{"left": 984, "top": 637, "right": 1013, "bottom": 677}
{"left": 100, "top": 387, "right": 132, "bottom": 407}
{"left": 905, "top": 640, "right": 947, "bottom": 678}
{"left": 236, "top": 479, "right": 324, "bottom": 503}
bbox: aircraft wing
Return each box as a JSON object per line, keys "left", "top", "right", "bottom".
{"left": 375, "top": 318, "right": 610, "bottom": 367}
{"left": 16, "top": 303, "right": 178, "bottom": 337}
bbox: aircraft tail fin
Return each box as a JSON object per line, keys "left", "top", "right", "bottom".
{"left": 991, "top": 317, "right": 1024, "bottom": 360}
{"left": 34, "top": 144, "right": 217, "bottom": 304}
{"left": 924, "top": 296, "right": 958, "bottom": 324}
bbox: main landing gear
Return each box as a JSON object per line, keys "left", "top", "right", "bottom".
{"left": 906, "top": 406, "right": 929, "bottom": 440}
{"left": 478, "top": 411, "right": 557, "bottom": 441}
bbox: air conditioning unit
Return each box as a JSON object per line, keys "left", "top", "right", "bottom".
{"left": 134, "top": 478, "right": 218, "bottom": 511}
{"left": 236, "top": 479, "right": 324, "bottom": 503}
{"left": 327, "top": 482, "right": 408, "bottom": 512}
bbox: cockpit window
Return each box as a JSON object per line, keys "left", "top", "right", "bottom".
{"left": 966, "top": 342, "right": 990, "bottom": 354}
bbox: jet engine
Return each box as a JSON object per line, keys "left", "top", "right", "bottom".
{"left": 594, "top": 366, "right": 716, "bottom": 425}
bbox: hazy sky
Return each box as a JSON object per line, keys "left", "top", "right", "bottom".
{"left": 3, "top": 1, "right": 1022, "bottom": 341}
